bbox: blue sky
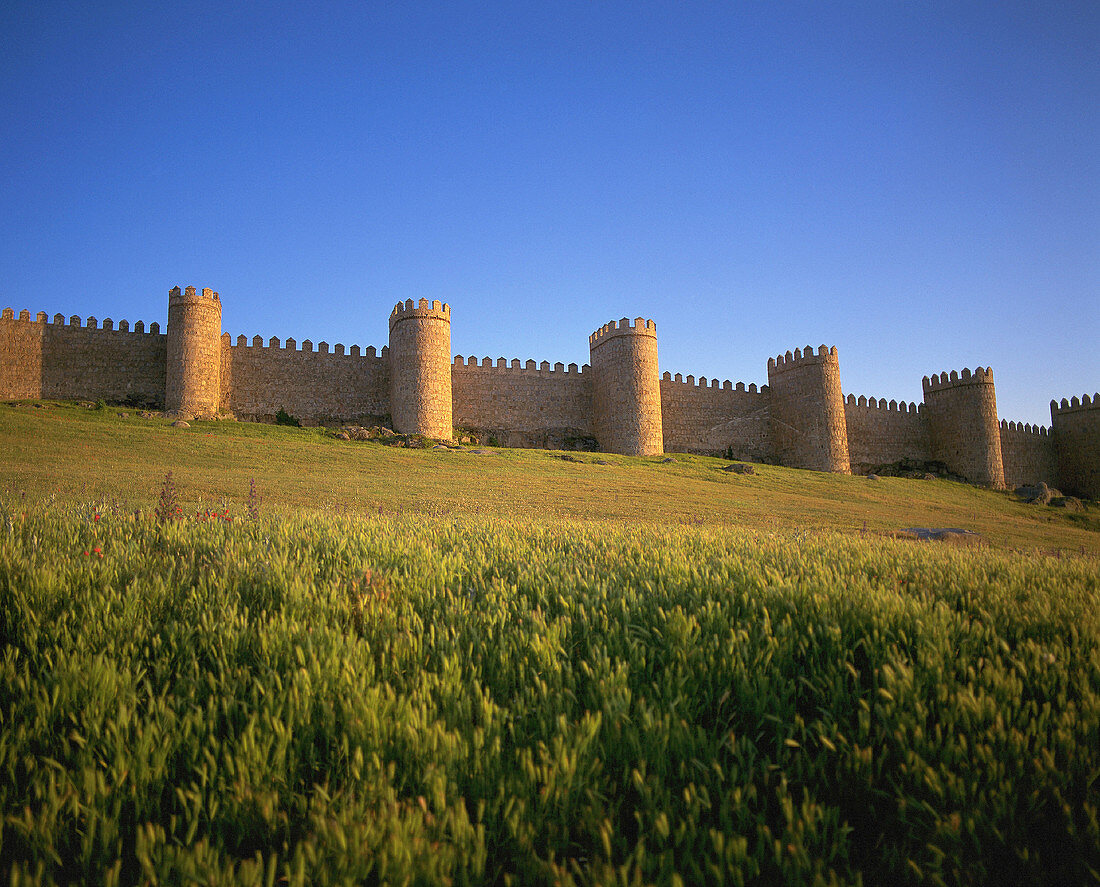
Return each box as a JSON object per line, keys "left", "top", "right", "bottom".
{"left": 2, "top": 1, "right": 1096, "bottom": 426}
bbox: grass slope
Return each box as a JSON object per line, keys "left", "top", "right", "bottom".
{"left": 1, "top": 401, "right": 1097, "bottom": 553}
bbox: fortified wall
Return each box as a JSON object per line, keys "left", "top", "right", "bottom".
{"left": 2, "top": 287, "right": 1098, "bottom": 498}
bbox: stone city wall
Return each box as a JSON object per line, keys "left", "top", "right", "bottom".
{"left": 3, "top": 295, "right": 1097, "bottom": 485}
{"left": 659, "top": 374, "right": 770, "bottom": 460}
{"left": 221, "top": 335, "right": 390, "bottom": 425}
{"left": 844, "top": 395, "right": 928, "bottom": 474}
{"left": 998, "top": 420, "right": 1056, "bottom": 489}
{"left": 1, "top": 309, "right": 166, "bottom": 406}
{"left": 450, "top": 356, "right": 593, "bottom": 449}
{"left": 1051, "top": 395, "right": 1100, "bottom": 499}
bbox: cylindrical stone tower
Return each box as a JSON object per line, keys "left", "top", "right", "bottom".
{"left": 588, "top": 317, "right": 663, "bottom": 456}
{"left": 388, "top": 299, "right": 452, "bottom": 439}
{"left": 165, "top": 285, "right": 222, "bottom": 416}
{"left": 922, "top": 367, "right": 1005, "bottom": 488}
{"left": 766, "top": 345, "right": 851, "bottom": 473}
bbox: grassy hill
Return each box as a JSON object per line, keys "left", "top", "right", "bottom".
{"left": 1, "top": 401, "right": 1096, "bottom": 553}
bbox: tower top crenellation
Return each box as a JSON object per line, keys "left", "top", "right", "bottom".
{"left": 588, "top": 317, "right": 657, "bottom": 348}
{"left": 389, "top": 298, "right": 450, "bottom": 329}
{"left": 168, "top": 285, "right": 219, "bottom": 305}
{"left": 922, "top": 366, "right": 993, "bottom": 393}
{"left": 767, "top": 344, "right": 837, "bottom": 374}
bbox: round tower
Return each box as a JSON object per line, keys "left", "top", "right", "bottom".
{"left": 766, "top": 345, "right": 851, "bottom": 473}
{"left": 922, "top": 367, "right": 1005, "bottom": 488}
{"left": 588, "top": 317, "right": 663, "bottom": 456}
{"left": 388, "top": 299, "right": 452, "bottom": 439}
{"left": 1050, "top": 394, "right": 1100, "bottom": 499}
{"left": 165, "top": 285, "right": 222, "bottom": 416}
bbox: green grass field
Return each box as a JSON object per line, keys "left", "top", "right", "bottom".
{"left": 1, "top": 402, "right": 1098, "bottom": 885}
{"left": 1, "top": 401, "right": 1097, "bottom": 553}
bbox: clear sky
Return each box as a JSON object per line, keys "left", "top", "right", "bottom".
{"left": 2, "top": 1, "right": 1096, "bottom": 426}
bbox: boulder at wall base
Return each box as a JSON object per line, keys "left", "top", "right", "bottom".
{"left": 1015, "top": 482, "right": 1062, "bottom": 505}
{"left": 903, "top": 527, "right": 980, "bottom": 542}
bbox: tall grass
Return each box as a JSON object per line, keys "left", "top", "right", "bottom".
{"left": 2, "top": 502, "right": 1097, "bottom": 884}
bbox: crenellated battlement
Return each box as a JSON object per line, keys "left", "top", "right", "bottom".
{"left": 588, "top": 317, "right": 657, "bottom": 348}
{"left": 846, "top": 394, "right": 922, "bottom": 415}
{"left": 454, "top": 355, "right": 586, "bottom": 375}
{"left": 228, "top": 334, "right": 382, "bottom": 358}
{"left": 229, "top": 333, "right": 388, "bottom": 359}
{"left": 767, "top": 344, "right": 838, "bottom": 374}
{"left": 1051, "top": 393, "right": 1100, "bottom": 415}
{"left": 2, "top": 307, "right": 163, "bottom": 334}
{"left": 1000, "top": 419, "right": 1049, "bottom": 437}
{"left": 389, "top": 298, "right": 450, "bottom": 329}
{"left": 922, "top": 366, "right": 994, "bottom": 394}
{"left": 660, "top": 371, "right": 766, "bottom": 394}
